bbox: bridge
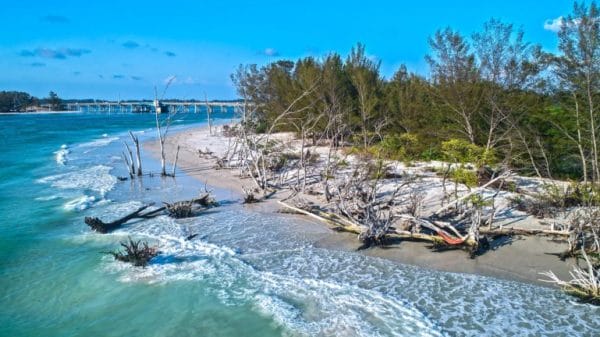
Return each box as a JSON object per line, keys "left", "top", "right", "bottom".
{"left": 66, "top": 100, "right": 244, "bottom": 114}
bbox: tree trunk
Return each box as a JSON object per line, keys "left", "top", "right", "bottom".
{"left": 129, "top": 131, "right": 143, "bottom": 176}
{"left": 171, "top": 145, "right": 180, "bottom": 177}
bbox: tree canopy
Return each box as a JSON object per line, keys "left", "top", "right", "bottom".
{"left": 231, "top": 1, "right": 600, "bottom": 181}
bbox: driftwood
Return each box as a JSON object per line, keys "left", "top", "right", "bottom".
{"left": 433, "top": 172, "right": 511, "bottom": 217}
{"left": 109, "top": 237, "right": 158, "bottom": 267}
{"left": 85, "top": 194, "right": 218, "bottom": 232}
{"left": 479, "top": 227, "right": 570, "bottom": 237}
{"left": 540, "top": 248, "right": 600, "bottom": 305}
{"left": 277, "top": 200, "right": 472, "bottom": 247}
{"left": 163, "top": 193, "right": 217, "bottom": 218}
{"left": 242, "top": 187, "right": 276, "bottom": 204}
{"left": 171, "top": 145, "right": 180, "bottom": 177}
{"left": 128, "top": 131, "right": 142, "bottom": 176}
{"left": 85, "top": 204, "right": 165, "bottom": 233}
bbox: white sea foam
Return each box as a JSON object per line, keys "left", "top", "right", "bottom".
{"left": 94, "top": 208, "right": 442, "bottom": 337}
{"left": 37, "top": 165, "right": 117, "bottom": 196}
{"left": 79, "top": 136, "right": 119, "bottom": 149}
{"left": 54, "top": 144, "right": 69, "bottom": 165}
{"left": 63, "top": 195, "right": 97, "bottom": 211}
{"left": 88, "top": 204, "right": 599, "bottom": 336}
{"left": 35, "top": 195, "right": 61, "bottom": 201}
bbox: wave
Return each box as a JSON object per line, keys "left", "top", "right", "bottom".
{"left": 87, "top": 206, "right": 442, "bottom": 337}
{"left": 37, "top": 165, "right": 117, "bottom": 197}
{"left": 54, "top": 144, "right": 69, "bottom": 165}
{"left": 63, "top": 195, "right": 97, "bottom": 211}
{"left": 85, "top": 205, "right": 600, "bottom": 337}
{"left": 79, "top": 135, "right": 119, "bottom": 149}
{"left": 35, "top": 195, "right": 61, "bottom": 201}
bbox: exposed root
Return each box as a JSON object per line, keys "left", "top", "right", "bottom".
{"left": 108, "top": 237, "right": 158, "bottom": 267}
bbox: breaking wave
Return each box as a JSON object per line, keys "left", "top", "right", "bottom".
{"left": 81, "top": 205, "right": 600, "bottom": 337}
{"left": 37, "top": 165, "right": 117, "bottom": 197}
{"left": 54, "top": 144, "right": 69, "bottom": 165}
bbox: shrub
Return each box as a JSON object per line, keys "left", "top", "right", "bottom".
{"left": 539, "top": 182, "right": 600, "bottom": 208}
{"left": 441, "top": 139, "right": 495, "bottom": 166}
{"left": 420, "top": 146, "right": 442, "bottom": 161}
{"left": 378, "top": 133, "right": 420, "bottom": 160}
{"left": 367, "top": 160, "right": 398, "bottom": 180}
{"left": 449, "top": 167, "right": 479, "bottom": 187}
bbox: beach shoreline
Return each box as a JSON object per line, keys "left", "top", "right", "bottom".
{"left": 143, "top": 124, "right": 577, "bottom": 287}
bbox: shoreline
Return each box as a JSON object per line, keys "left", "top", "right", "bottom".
{"left": 143, "top": 124, "right": 577, "bottom": 287}
{"left": 0, "top": 110, "right": 81, "bottom": 115}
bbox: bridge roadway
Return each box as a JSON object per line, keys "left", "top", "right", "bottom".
{"left": 66, "top": 100, "right": 244, "bottom": 114}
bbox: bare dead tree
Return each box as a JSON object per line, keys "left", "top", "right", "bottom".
{"left": 171, "top": 145, "right": 180, "bottom": 177}
{"left": 291, "top": 112, "right": 324, "bottom": 191}
{"left": 541, "top": 248, "right": 599, "bottom": 305}
{"left": 129, "top": 131, "right": 143, "bottom": 176}
{"left": 122, "top": 151, "right": 134, "bottom": 178}
{"left": 123, "top": 141, "right": 135, "bottom": 177}
{"left": 204, "top": 92, "right": 212, "bottom": 136}
{"left": 154, "top": 77, "right": 176, "bottom": 177}
{"left": 238, "top": 81, "right": 320, "bottom": 191}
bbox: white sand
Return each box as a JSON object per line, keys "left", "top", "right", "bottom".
{"left": 144, "top": 124, "right": 576, "bottom": 286}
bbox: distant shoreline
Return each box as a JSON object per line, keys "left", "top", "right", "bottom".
{"left": 0, "top": 110, "right": 81, "bottom": 115}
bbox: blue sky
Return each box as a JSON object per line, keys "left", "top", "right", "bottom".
{"left": 0, "top": 0, "right": 576, "bottom": 100}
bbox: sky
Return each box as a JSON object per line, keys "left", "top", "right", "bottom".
{"left": 0, "top": 0, "right": 577, "bottom": 100}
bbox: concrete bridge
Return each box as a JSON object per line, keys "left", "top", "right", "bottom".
{"left": 66, "top": 100, "right": 244, "bottom": 114}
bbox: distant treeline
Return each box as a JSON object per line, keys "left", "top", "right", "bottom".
{"left": 0, "top": 91, "right": 63, "bottom": 112}
{"left": 231, "top": 2, "right": 600, "bottom": 181}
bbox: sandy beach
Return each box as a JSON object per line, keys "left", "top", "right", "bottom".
{"left": 144, "top": 125, "right": 577, "bottom": 286}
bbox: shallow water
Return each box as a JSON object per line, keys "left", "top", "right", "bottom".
{"left": 1, "top": 113, "right": 598, "bottom": 336}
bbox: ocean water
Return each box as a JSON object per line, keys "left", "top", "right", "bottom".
{"left": 0, "top": 112, "right": 599, "bottom": 337}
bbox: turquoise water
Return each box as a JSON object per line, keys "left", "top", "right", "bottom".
{"left": 0, "top": 113, "right": 599, "bottom": 337}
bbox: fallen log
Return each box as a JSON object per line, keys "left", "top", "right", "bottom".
{"left": 86, "top": 194, "right": 218, "bottom": 232}
{"left": 85, "top": 204, "right": 165, "bottom": 233}
{"left": 277, "top": 200, "right": 363, "bottom": 233}
{"left": 163, "top": 194, "right": 216, "bottom": 218}
{"left": 243, "top": 188, "right": 277, "bottom": 204}
{"left": 479, "top": 227, "right": 570, "bottom": 236}
{"left": 396, "top": 214, "right": 475, "bottom": 246}
{"left": 277, "top": 201, "right": 462, "bottom": 246}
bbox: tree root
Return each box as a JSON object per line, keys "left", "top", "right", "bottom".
{"left": 108, "top": 237, "right": 158, "bottom": 267}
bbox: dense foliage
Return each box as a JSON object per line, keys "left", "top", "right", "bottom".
{"left": 231, "top": 2, "right": 600, "bottom": 182}
{"left": 0, "top": 91, "right": 35, "bottom": 112}
{"left": 0, "top": 91, "right": 63, "bottom": 112}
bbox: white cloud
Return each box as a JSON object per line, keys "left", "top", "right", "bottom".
{"left": 544, "top": 16, "right": 565, "bottom": 32}
{"left": 544, "top": 16, "right": 584, "bottom": 32}
{"left": 263, "top": 48, "right": 279, "bottom": 56}
{"left": 182, "top": 76, "right": 197, "bottom": 85}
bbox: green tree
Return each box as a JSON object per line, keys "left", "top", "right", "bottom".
{"left": 47, "top": 91, "right": 63, "bottom": 111}
{"left": 0, "top": 91, "right": 34, "bottom": 112}
{"left": 427, "top": 28, "right": 484, "bottom": 144}
{"left": 552, "top": 1, "right": 600, "bottom": 182}
{"left": 345, "top": 43, "right": 382, "bottom": 149}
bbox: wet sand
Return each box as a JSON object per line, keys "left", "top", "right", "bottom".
{"left": 144, "top": 126, "right": 576, "bottom": 287}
